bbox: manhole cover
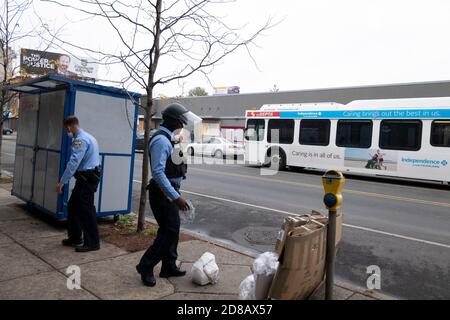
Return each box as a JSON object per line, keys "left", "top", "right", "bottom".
{"left": 243, "top": 227, "right": 278, "bottom": 245}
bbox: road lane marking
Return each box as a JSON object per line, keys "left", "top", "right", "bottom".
{"left": 341, "top": 223, "right": 450, "bottom": 249}
{"left": 189, "top": 167, "right": 450, "bottom": 209}
{"left": 133, "top": 179, "right": 297, "bottom": 216}
{"left": 132, "top": 179, "right": 450, "bottom": 249}
{"left": 181, "top": 189, "right": 300, "bottom": 217}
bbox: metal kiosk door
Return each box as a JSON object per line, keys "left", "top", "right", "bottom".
{"left": 12, "top": 94, "right": 40, "bottom": 201}
{"left": 12, "top": 90, "right": 65, "bottom": 216}
{"left": 32, "top": 91, "right": 65, "bottom": 215}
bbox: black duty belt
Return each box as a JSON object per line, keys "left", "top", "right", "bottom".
{"left": 75, "top": 166, "right": 101, "bottom": 183}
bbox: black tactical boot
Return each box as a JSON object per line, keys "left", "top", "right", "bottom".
{"left": 136, "top": 265, "right": 156, "bottom": 287}
{"left": 62, "top": 238, "right": 83, "bottom": 247}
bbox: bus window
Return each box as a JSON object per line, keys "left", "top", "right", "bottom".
{"left": 379, "top": 120, "right": 422, "bottom": 151}
{"left": 245, "top": 119, "right": 265, "bottom": 141}
{"left": 336, "top": 120, "right": 373, "bottom": 148}
{"left": 431, "top": 120, "right": 450, "bottom": 147}
{"left": 268, "top": 119, "right": 295, "bottom": 144}
{"left": 299, "top": 119, "right": 330, "bottom": 146}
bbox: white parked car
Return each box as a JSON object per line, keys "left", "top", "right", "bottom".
{"left": 186, "top": 137, "right": 244, "bottom": 158}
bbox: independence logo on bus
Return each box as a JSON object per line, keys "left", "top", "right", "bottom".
{"left": 401, "top": 157, "right": 449, "bottom": 168}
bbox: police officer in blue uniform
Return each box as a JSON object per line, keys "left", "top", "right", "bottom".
{"left": 56, "top": 116, "right": 101, "bottom": 253}
{"left": 136, "top": 103, "right": 193, "bottom": 287}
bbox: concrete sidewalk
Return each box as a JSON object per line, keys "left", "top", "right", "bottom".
{"left": 0, "top": 182, "right": 392, "bottom": 300}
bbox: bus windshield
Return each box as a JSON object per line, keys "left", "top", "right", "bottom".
{"left": 245, "top": 119, "right": 265, "bottom": 141}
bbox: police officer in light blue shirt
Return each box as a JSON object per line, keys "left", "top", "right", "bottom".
{"left": 148, "top": 125, "right": 184, "bottom": 202}
{"left": 136, "top": 103, "right": 197, "bottom": 287}
{"left": 56, "top": 116, "right": 101, "bottom": 253}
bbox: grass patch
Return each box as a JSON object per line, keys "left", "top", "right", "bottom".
{"left": 143, "top": 225, "right": 158, "bottom": 237}
{"left": 113, "top": 213, "right": 159, "bottom": 236}
{"left": 98, "top": 212, "right": 196, "bottom": 252}
{"left": 115, "top": 213, "right": 137, "bottom": 229}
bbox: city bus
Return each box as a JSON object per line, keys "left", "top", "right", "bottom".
{"left": 244, "top": 97, "right": 450, "bottom": 183}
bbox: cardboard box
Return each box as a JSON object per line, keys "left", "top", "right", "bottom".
{"left": 274, "top": 215, "right": 309, "bottom": 256}
{"left": 268, "top": 211, "right": 343, "bottom": 300}
{"left": 291, "top": 210, "right": 343, "bottom": 245}
{"left": 254, "top": 274, "right": 275, "bottom": 300}
{"left": 268, "top": 226, "right": 327, "bottom": 300}
{"left": 311, "top": 210, "right": 343, "bottom": 245}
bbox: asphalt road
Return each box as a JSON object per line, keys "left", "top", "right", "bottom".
{"left": 2, "top": 137, "right": 450, "bottom": 299}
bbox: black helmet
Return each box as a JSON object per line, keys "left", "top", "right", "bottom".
{"left": 162, "top": 103, "right": 189, "bottom": 124}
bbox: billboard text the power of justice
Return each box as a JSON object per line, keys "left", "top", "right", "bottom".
{"left": 20, "top": 48, "right": 98, "bottom": 79}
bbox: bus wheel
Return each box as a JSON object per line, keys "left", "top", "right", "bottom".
{"left": 187, "top": 147, "right": 194, "bottom": 157}
{"left": 267, "top": 148, "right": 286, "bottom": 171}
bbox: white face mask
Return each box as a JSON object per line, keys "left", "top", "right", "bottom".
{"left": 67, "top": 132, "right": 74, "bottom": 139}
{"left": 173, "top": 134, "right": 184, "bottom": 144}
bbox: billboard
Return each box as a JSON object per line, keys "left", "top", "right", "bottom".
{"left": 213, "top": 86, "right": 240, "bottom": 95}
{"left": 20, "top": 48, "right": 98, "bottom": 79}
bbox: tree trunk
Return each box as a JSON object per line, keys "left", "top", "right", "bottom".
{"left": 0, "top": 118, "right": 3, "bottom": 179}
{"left": 137, "top": 0, "right": 161, "bottom": 232}
{"left": 137, "top": 93, "right": 153, "bottom": 232}
{"left": 0, "top": 90, "right": 5, "bottom": 179}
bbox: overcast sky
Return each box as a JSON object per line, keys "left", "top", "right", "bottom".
{"left": 16, "top": 0, "right": 450, "bottom": 97}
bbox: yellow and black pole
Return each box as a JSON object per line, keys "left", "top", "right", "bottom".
{"left": 322, "top": 169, "right": 345, "bottom": 300}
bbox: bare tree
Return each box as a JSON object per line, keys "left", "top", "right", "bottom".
{"left": 41, "top": 0, "right": 274, "bottom": 231}
{"left": 270, "top": 84, "right": 279, "bottom": 92}
{"left": 0, "top": 0, "right": 34, "bottom": 178}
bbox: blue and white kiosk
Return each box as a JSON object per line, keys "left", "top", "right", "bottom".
{"left": 8, "top": 74, "right": 141, "bottom": 221}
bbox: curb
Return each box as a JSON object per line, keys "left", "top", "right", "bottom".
{"left": 334, "top": 279, "right": 399, "bottom": 300}
{"left": 144, "top": 216, "right": 260, "bottom": 259}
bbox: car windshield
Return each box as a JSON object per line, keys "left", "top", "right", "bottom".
{"left": 200, "top": 137, "right": 234, "bottom": 144}
{"left": 216, "top": 137, "right": 234, "bottom": 144}
{"left": 222, "top": 138, "right": 234, "bottom": 144}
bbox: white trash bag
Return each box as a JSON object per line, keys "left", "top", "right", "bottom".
{"left": 239, "top": 274, "right": 256, "bottom": 300}
{"left": 252, "top": 252, "right": 279, "bottom": 300}
{"left": 180, "top": 199, "right": 196, "bottom": 224}
{"left": 191, "top": 252, "right": 219, "bottom": 286}
{"left": 253, "top": 252, "right": 279, "bottom": 276}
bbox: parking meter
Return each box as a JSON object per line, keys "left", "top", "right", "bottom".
{"left": 322, "top": 169, "right": 345, "bottom": 300}
{"left": 322, "top": 169, "right": 345, "bottom": 212}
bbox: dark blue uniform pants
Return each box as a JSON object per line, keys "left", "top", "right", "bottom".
{"left": 67, "top": 178, "right": 100, "bottom": 247}
{"left": 139, "top": 180, "right": 180, "bottom": 274}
